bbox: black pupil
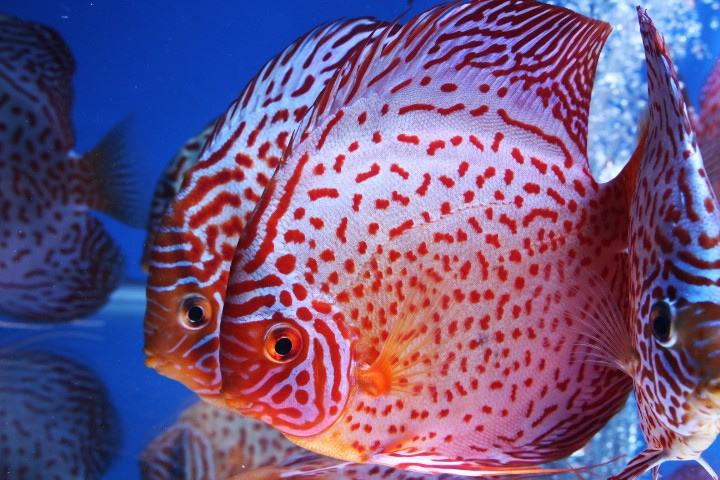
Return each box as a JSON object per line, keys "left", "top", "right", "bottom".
{"left": 275, "top": 337, "right": 293, "bottom": 357}
{"left": 187, "top": 305, "right": 205, "bottom": 325}
{"left": 651, "top": 302, "right": 672, "bottom": 342}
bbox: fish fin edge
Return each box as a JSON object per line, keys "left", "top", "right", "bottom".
{"left": 81, "top": 119, "right": 145, "bottom": 228}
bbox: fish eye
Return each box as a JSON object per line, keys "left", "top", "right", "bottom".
{"left": 264, "top": 324, "right": 303, "bottom": 363}
{"left": 650, "top": 300, "right": 674, "bottom": 346}
{"left": 179, "top": 295, "right": 212, "bottom": 330}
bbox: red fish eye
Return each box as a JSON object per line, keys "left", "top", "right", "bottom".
{"left": 179, "top": 295, "right": 211, "bottom": 330}
{"left": 264, "top": 324, "right": 303, "bottom": 363}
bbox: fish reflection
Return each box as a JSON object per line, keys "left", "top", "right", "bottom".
{"left": 141, "top": 401, "right": 475, "bottom": 479}
{"left": 0, "top": 15, "right": 142, "bottom": 323}
{"left": 0, "top": 349, "right": 121, "bottom": 479}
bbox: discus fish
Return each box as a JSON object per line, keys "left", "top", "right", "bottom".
{"left": 219, "top": 0, "right": 632, "bottom": 475}
{"left": 587, "top": 9, "right": 720, "bottom": 480}
{"left": 0, "top": 15, "right": 142, "bottom": 322}
{"left": 143, "top": 18, "right": 393, "bottom": 403}
{"left": 0, "top": 349, "right": 121, "bottom": 479}
{"left": 141, "top": 120, "right": 217, "bottom": 272}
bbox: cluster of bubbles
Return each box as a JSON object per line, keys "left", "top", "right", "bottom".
{"left": 552, "top": 0, "right": 718, "bottom": 181}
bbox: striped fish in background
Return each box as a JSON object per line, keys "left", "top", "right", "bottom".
{"left": 586, "top": 9, "right": 720, "bottom": 480}
{"left": 218, "top": 0, "right": 634, "bottom": 475}
{"left": 0, "top": 350, "right": 121, "bottom": 479}
{"left": 143, "top": 18, "right": 396, "bottom": 404}
{"left": 0, "top": 15, "right": 143, "bottom": 323}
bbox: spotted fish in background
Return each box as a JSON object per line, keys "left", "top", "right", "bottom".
{"left": 219, "top": 0, "right": 633, "bottom": 475}
{"left": 0, "top": 349, "right": 121, "bottom": 479}
{"left": 141, "top": 120, "right": 216, "bottom": 272}
{"left": 144, "top": 18, "right": 395, "bottom": 404}
{"left": 0, "top": 15, "right": 142, "bottom": 322}
{"left": 581, "top": 8, "right": 720, "bottom": 480}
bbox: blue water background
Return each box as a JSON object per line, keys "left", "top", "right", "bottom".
{"left": 2, "top": 1, "right": 720, "bottom": 478}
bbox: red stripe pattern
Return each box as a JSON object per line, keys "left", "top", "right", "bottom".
{"left": 143, "top": 18, "right": 389, "bottom": 401}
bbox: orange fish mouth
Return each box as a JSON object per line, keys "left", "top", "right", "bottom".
{"left": 144, "top": 353, "right": 169, "bottom": 373}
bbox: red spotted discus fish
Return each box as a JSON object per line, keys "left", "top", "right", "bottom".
{"left": 143, "top": 18, "right": 394, "bottom": 403}
{"left": 219, "top": 0, "right": 633, "bottom": 475}
{"left": 0, "top": 349, "right": 121, "bottom": 479}
{"left": 0, "top": 15, "right": 142, "bottom": 322}
{"left": 586, "top": 9, "right": 720, "bottom": 480}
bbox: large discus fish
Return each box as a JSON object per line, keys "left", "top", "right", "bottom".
{"left": 218, "top": 0, "right": 633, "bottom": 475}
{"left": 0, "top": 349, "right": 121, "bottom": 479}
{"left": 0, "top": 15, "right": 142, "bottom": 322}
{"left": 143, "top": 18, "right": 393, "bottom": 403}
{"left": 588, "top": 9, "right": 720, "bottom": 480}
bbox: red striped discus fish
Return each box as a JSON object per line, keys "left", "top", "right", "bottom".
{"left": 142, "top": 120, "right": 217, "bottom": 272}
{"left": 218, "top": 0, "right": 633, "bottom": 475}
{"left": 586, "top": 9, "right": 720, "bottom": 480}
{"left": 0, "top": 349, "right": 121, "bottom": 479}
{"left": 0, "top": 15, "right": 142, "bottom": 322}
{"left": 144, "top": 18, "right": 393, "bottom": 403}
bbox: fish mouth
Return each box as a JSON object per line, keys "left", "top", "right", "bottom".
{"left": 144, "top": 353, "right": 168, "bottom": 372}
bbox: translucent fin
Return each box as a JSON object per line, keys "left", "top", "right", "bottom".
{"left": 229, "top": 455, "right": 350, "bottom": 479}
{"left": 354, "top": 269, "right": 454, "bottom": 398}
{"left": 559, "top": 259, "right": 635, "bottom": 374}
{"left": 78, "top": 120, "right": 145, "bottom": 228}
{"left": 372, "top": 449, "right": 620, "bottom": 477}
{"left": 607, "top": 448, "right": 664, "bottom": 480}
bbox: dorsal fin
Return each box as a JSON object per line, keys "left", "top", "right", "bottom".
{"left": 293, "top": 0, "right": 611, "bottom": 170}
{"left": 198, "top": 18, "right": 392, "bottom": 167}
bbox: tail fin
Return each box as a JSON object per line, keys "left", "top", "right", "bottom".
{"left": 79, "top": 120, "right": 145, "bottom": 228}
